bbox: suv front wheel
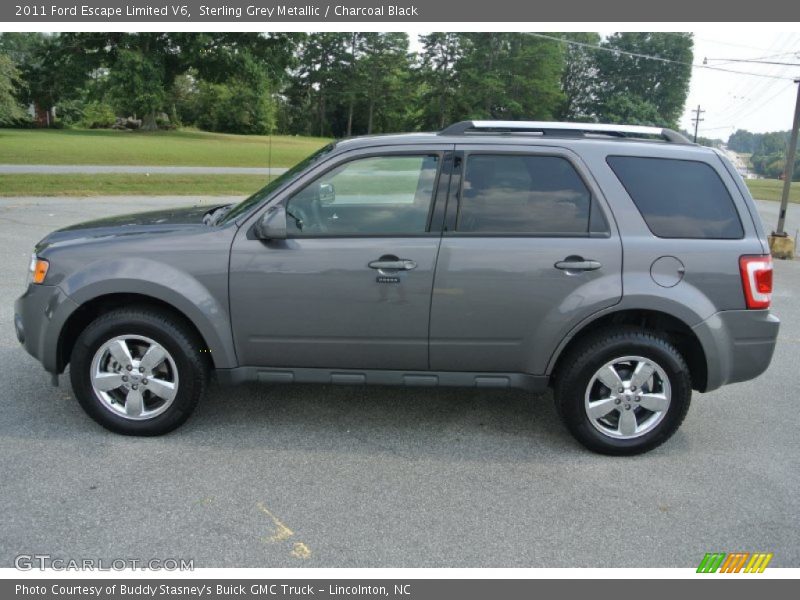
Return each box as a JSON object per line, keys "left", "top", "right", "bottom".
{"left": 70, "top": 307, "right": 207, "bottom": 435}
{"left": 554, "top": 328, "right": 692, "bottom": 455}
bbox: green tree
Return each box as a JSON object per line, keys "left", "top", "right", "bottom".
{"left": 0, "top": 53, "right": 26, "bottom": 124}
{"left": 359, "top": 33, "right": 412, "bottom": 134}
{"left": 195, "top": 52, "right": 275, "bottom": 135}
{"left": 286, "top": 33, "right": 352, "bottom": 137}
{"left": 107, "top": 48, "right": 167, "bottom": 130}
{"left": 458, "top": 33, "right": 564, "bottom": 121}
{"left": 728, "top": 129, "right": 758, "bottom": 153}
{"left": 415, "top": 33, "right": 464, "bottom": 129}
{"left": 558, "top": 32, "right": 601, "bottom": 120}
{"left": 594, "top": 33, "right": 693, "bottom": 126}
{"left": 0, "top": 33, "right": 90, "bottom": 122}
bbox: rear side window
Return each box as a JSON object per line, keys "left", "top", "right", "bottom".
{"left": 607, "top": 156, "right": 743, "bottom": 239}
{"left": 457, "top": 154, "right": 591, "bottom": 234}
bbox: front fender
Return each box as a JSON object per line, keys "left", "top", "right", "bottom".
{"left": 58, "top": 258, "right": 237, "bottom": 369}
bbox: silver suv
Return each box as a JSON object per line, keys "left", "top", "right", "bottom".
{"left": 14, "top": 121, "right": 780, "bottom": 454}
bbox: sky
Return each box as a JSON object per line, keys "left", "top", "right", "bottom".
{"left": 680, "top": 31, "right": 800, "bottom": 138}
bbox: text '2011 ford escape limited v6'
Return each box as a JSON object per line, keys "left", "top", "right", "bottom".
{"left": 14, "top": 121, "right": 780, "bottom": 454}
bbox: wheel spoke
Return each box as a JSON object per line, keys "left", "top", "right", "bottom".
{"left": 140, "top": 343, "right": 167, "bottom": 372}
{"left": 596, "top": 364, "right": 623, "bottom": 390}
{"left": 587, "top": 397, "right": 619, "bottom": 419}
{"left": 107, "top": 340, "right": 133, "bottom": 368}
{"left": 638, "top": 392, "right": 669, "bottom": 412}
{"left": 618, "top": 409, "right": 638, "bottom": 436}
{"left": 124, "top": 388, "right": 144, "bottom": 417}
{"left": 147, "top": 378, "right": 176, "bottom": 402}
{"left": 630, "top": 361, "right": 656, "bottom": 390}
{"left": 92, "top": 372, "right": 125, "bottom": 392}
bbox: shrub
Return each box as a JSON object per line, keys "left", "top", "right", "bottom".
{"left": 80, "top": 101, "right": 117, "bottom": 128}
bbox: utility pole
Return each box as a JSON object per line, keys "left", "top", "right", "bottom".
{"left": 691, "top": 105, "right": 705, "bottom": 143}
{"left": 775, "top": 79, "right": 800, "bottom": 237}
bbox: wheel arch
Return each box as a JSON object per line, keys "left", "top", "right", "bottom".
{"left": 548, "top": 308, "right": 709, "bottom": 392}
{"left": 57, "top": 290, "right": 235, "bottom": 373}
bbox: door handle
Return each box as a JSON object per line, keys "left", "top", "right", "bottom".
{"left": 554, "top": 257, "right": 602, "bottom": 271}
{"left": 368, "top": 257, "right": 417, "bottom": 271}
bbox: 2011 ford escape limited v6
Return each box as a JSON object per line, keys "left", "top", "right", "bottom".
{"left": 14, "top": 121, "right": 780, "bottom": 454}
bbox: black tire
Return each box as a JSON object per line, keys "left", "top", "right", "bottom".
{"left": 70, "top": 307, "right": 208, "bottom": 435}
{"left": 553, "top": 327, "right": 691, "bottom": 456}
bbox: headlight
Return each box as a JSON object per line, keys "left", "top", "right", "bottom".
{"left": 28, "top": 254, "right": 49, "bottom": 285}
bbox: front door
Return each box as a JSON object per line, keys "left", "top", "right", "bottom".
{"left": 429, "top": 146, "right": 623, "bottom": 375}
{"left": 229, "top": 150, "right": 446, "bottom": 370}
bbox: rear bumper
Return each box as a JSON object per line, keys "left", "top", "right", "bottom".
{"left": 693, "top": 309, "right": 780, "bottom": 392}
{"left": 14, "top": 284, "right": 79, "bottom": 374}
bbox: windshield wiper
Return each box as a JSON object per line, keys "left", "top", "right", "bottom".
{"left": 204, "top": 204, "right": 233, "bottom": 226}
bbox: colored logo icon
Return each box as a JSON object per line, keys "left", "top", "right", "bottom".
{"left": 697, "top": 552, "right": 773, "bottom": 573}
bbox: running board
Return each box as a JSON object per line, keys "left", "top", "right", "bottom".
{"left": 215, "top": 367, "right": 549, "bottom": 392}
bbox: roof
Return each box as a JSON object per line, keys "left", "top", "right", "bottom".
{"left": 330, "top": 120, "right": 702, "bottom": 154}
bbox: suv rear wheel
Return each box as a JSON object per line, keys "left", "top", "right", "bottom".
{"left": 70, "top": 307, "right": 207, "bottom": 435}
{"left": 554, "top": 327, "right": 691, "bottom": 455}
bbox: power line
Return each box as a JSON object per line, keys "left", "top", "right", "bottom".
{"left": 698, "top": 125, "right": 736, "bottom": 131}
{"left": 526, "top": 32, "right": 797, "bottom": 81}
{"left": 721, "top": 81, "right": 797, "bottom": 126}
{"left": 684, "top": 33, "right": 800, "bottom": 128}
{"left": 710, "top": 33, "right": 799, "bottom": 112}
{"left": 708, "top": 35, "right": 799, "bottom": 123}
{"left": 704, "top": 58, "right": 800, "bottom": 67}
{"left": 676, "top": 34, "right": 777, "bottom": 53}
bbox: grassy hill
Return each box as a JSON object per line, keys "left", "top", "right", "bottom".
{"left": 0, "top": 128, "right": 329, "bottom": 196}
{"left": 0, "top": 128, "right": 329, "bottom": 167}
{"left": 745, "top": 179, "right": 800, "bottom": 204}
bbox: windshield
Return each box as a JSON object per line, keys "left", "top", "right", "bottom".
{"left": 220, "top": 143, "right": 335, "bottom": 224}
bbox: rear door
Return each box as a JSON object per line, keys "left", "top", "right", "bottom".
{"left": 429, "top": 144, "right": 623, "bottom": 375}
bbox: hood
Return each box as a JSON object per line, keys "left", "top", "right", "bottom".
{"left": 36, "top": 204, "right": 230, "bottom": 251}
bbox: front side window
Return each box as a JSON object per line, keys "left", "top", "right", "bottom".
{"left": 457, "top": 154, "right": 592, "bottom": 234}
{"left": 286, "top": 154, "right": 439, "bottom": 236}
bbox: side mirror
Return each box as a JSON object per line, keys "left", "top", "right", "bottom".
{"left": 254, "top": 205, "right": 287, "bottom": 240}
{"left": 319, "top": 182, "right": 336, "bottom": 205}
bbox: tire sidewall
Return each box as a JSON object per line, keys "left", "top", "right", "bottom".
{"left": 70, "top": 311, "right": 203, "bottom": 435}
{"left": 557, "top": 332, "right": 692, "bottom": 455}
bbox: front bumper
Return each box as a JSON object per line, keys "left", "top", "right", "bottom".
{"left": 14, "top": 284, "right": 79, "bottom": 374}
{"left": 693, "top": 309, "right": 780, "bottom": 392}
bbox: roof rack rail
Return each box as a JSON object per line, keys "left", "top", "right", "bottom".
{"left": 439, "top": 120, "right": 692, "bottom": 144}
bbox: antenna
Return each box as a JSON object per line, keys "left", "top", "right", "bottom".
{"left": 268, "top": 126, "right": 273, "bottom": 183}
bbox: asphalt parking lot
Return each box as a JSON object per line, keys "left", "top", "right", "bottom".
{"left": 1, "top": 195, "right": 798, "bottom": 568}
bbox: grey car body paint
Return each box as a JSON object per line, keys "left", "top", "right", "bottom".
{"left": 15, "top": 131, "right": 779, "bottom": 396}
{"left": 30, "top": 205, "right": 239, "bottom": 370}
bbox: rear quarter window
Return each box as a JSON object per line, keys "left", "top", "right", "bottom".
{"left": 606, "top": 156, "right": 744, "bottom": 239}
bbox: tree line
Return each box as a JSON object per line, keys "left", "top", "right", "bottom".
{"left": 728, "top": 129, "right": 800, "bottom": 181}
{"left": 0, "top": 32, "right": 693, "bottom": 137}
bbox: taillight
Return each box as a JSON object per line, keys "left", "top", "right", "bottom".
{"left": 739, "top": 255, "right": 773, "bottom": 309}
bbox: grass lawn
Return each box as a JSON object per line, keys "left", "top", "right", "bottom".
{"left": 745, "top": 179, "right": 800, "bottom": 203}
{"left": 0, "top": 174, "right": 269, "bottom": 196}
{"left": 0, "top": 128, "right": 330, "bottom": 167}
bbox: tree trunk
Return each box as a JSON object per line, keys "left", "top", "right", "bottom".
{"left": 367, "top": 99, "right": 375, "bottom": 134}
{"left": 347, "top": 99, "right": 354, "bottom": 137}
{"left": 318, "top": 95, "right": 326, "bottom": 138}
{"left": 346, "top": 32, "right": 357, "bottom": 137}
{"left": 141, "top": 111, "right": 158, "bottom": 131}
